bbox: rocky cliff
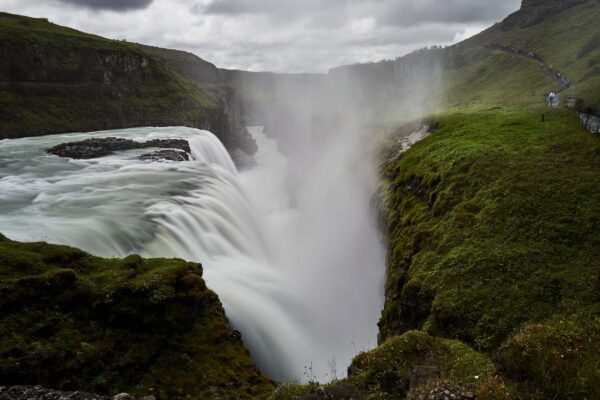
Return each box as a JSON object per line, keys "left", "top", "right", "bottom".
{"left": 0, "top": 234, "right": 273, "bottom": 399}
{"left": 0, "top": 13, "right": 255, "bottom": 158}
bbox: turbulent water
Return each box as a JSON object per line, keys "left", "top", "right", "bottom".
{"left": 0, "top": 126, "right": 385, "bottom": 381}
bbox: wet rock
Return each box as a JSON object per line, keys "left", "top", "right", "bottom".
{"left": 139, "top": 149, "right": 189, "bottom": 162}
{"left": 229, "top": 148, "right": 257, "bottom": 170}
{"left": 47, "top": 137, "right": 190, "bottom": 160}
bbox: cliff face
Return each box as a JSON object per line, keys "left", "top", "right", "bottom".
{"left": 0, "top": 13, "right": 255, "bottom": 157}
{"left": 500, "top": 0, "right": 588, "bottom": 30}
{"left": 0, "top": 234, "right": 273, "bottom": 399}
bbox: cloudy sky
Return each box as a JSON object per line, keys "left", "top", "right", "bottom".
{"left": 1, "top": 0, "right": 521, "bottom": 72}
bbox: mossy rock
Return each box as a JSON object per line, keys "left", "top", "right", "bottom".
{"left": 495, "top": 315, "right": 600, "bottom": 400}
{"left": 0, "top": 236, "right": 273, "bottom": 399}
{"left": 275, "top": 331, "right": 494, "bottom": 400}
{"left": 347, "top": 331, "right": 494, "bottom": 399}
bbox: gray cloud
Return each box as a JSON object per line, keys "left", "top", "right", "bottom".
{"left": 377, "top": 1, "right": 522, "bottom": 26}
{"left": 201, "top": 0, "right": 519, "bottom": 26}
{"left": 1, "top": 0, "right": 521, "bottom": 72}
{"left": 58, "top": 0, "right": 154, "bottom": 11}
{"left": 203, "top": 0, "right": 353, "bottom": 16}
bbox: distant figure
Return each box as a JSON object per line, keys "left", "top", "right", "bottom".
{"left": 542, "top": 114, "right": 545, "bottom": 122}
{"left": 547, "top": 91, "right": 558, "bottom": 107}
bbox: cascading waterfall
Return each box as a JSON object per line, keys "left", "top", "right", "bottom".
{"left": 0, "top": 125, "right": 385, "bottom": 381}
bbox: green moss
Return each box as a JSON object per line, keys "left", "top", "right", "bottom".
{"left": 495, "top": 315, "right": 600, "bottom": 400}
{"left": 0, "top": 236, "right": 273, "bottom": 399}
{"left": 474, "top": 0, "right": 600, "bottom": 108}
{"left": 346, "top": 331, "right": 494, "bottom": 399}
{"left": 378, "top": 106, "right": 600, "bottom": 398}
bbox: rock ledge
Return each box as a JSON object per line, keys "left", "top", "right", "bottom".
{"left": 47, "top": 137, "right": 191, "bottom": 160}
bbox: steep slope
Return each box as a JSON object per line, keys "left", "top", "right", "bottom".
{"left": 0, "top": 234, "right": 273, "bottom": 399}
{"left": 0, "top": 12, "right": 255, "bottom": 156}
{"left": 470, "top": 0, "right": 600, "bottom": 110}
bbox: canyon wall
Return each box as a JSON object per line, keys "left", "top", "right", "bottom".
{"left": 0, "top": 13, "right": 255, "bottom": 156}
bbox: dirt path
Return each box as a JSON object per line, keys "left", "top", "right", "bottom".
{"left": 487, "top": 44, "right": 571, "bottom": 89}
{"left": 488, "top": 44, "right": 600, "bottom": 135}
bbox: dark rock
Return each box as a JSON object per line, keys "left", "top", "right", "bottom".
{"left": 376, "top": 370, "right": 410, "bottom": 394}
{"left": 229, "top": 148, "right": 257, "bottom": 170}
{"left": 408, "top": 382, "right": 479, "bottom": 400}
{"left": 0, "top": 386, "right": 153, "bottom": 400}
{"left": 410, "top": 366, "right": 441, "bottom": 388}
{"left": 47, "top": 137, "right": 190, "bottom": 160}
{"left": 139, "top": 149, "right": 189, "bottom": 162}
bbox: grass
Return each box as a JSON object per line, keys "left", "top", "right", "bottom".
{"left": 272, "top": 330, "right": 495, "bottom": 400}
{"left": 472, "top": 0, "right": 600, "bottom": 110}
{"left": 0, "top": 234, "right": 274, "bottom": 399}
{"left": 0, "top": 12, "right": 141, "bottom": 51}
{"left": 377, "top": 105, "right": 600, "bottom": 399}
{"left": 0, "top": 12, "right": 220, "bottom": 140}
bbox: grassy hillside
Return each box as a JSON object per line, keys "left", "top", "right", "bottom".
{"left": 0, "top": 12, "right": 254, "bottom": 154}
{"left": 472, "top": 0, "right": 600, "bottom": 110}
{"left": 0, "top": 234, "right": 273, "bottom": 399}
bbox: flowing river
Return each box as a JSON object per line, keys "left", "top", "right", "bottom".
{"left": 0, "top": 126, "right": 385, "bottom": 381}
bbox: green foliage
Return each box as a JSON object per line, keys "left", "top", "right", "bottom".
{"left": 474, "top": 0, "right": 600, "bottom": 108}
{"left": 348, "top": 331, "right": 494, "bottom": 398}
{"left": 0, "top": 236, "right": 273, "bottom": 399}
{"left": 0, "top": 12, "right": 138, "bottom": 49}
{"left": 378, "top": 106, "right": 600, "bottom": 398}
{"left": 496, "top": 315, "right": 600, "bottom": 400}
{"left": 271, "top": 381, "right": 315, "bottom": 400}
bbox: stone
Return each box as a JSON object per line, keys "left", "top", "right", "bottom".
{"left": 139, "top": 149, "right": 190, "bottom": 162}
{"left": 47, "top": 137, "right": 190, "bottom": 160}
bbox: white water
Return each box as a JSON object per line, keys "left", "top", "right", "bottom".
{"left": 0, "top": 126, "right": 384, "bottom": 381}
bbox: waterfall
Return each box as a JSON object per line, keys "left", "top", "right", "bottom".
{"left": 0, "top": 125, "right": 384, "bottom": 382}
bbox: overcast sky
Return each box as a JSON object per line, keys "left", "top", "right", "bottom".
{"left": 1, "top": 0, "right": 521, "bottom": 73}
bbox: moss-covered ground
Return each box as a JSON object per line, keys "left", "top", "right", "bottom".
{"left": 0, "top": 234, "right": 273, "bottom": 399}
{"left": 378, "top": 105, "right": 600, "bottom": 399}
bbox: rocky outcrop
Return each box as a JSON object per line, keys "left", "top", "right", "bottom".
{"left": 576, "top": 111, "right": 600, "bottom": 134}
{"left": 47, "top": 137, "right": 190, "bottom": 159}
{"left": 139, "top": 149, "right": 190, "bottom": 162}
{"left": 0, "top": 235, "right": 273, "bottom": 399}
{"left": 0, "top": 386, "right": 153, "bottom": 400}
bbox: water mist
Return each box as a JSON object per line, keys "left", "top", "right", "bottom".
{"left": 0, "top": 118, "right": 385, "bottom": 382}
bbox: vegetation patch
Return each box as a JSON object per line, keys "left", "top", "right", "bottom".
{"left": 378, "top": 106, "right": 600, "bottom": 398}
{"left": 0, "top": 234, "right": 273, "bottom": 399}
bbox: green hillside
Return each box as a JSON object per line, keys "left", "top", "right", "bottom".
{"left": 473, "top": 0, "right": 600, "bottom": 109}
{"left": 0, "top": 12, "right": 255, "bottom": 155}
